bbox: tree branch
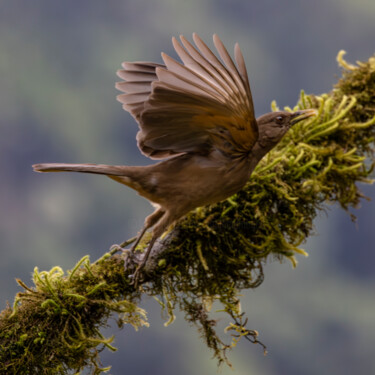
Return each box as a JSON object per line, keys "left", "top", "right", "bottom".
{"left": 1, "top": 52, "right": 375, "bottom": 374}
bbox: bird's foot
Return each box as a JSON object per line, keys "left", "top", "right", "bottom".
{"left": 109, "top": 243, "right": 128, "bottom": 253}
{"left": 110, "top": 243, "right": 144, "bottom": 287}
{"left": 110, "top": 243, "right": 136, "bottom": 270}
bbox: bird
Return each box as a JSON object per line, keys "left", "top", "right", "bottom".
{"left": 33, "top": 33, "right": 316, "bottom": 285}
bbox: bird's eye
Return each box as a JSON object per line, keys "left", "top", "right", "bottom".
{"left": 275, "top": 116, "right": 284, "bottom": 124}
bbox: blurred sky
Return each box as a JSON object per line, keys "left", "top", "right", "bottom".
{"left": 1, "top": 1, "right": 375, "bottom": 374}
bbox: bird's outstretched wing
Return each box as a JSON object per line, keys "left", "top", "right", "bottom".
{"left": 116, "top": 33, "right": 258, "bottom": 159}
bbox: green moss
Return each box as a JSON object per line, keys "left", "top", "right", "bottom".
{"left": 1, "top": 52, "right": 375, "bottom": 374}
{"left": 0, "top": 255, "right": 147, "bottom": 374}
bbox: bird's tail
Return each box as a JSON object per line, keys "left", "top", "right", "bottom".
{"left": 32, "top": 163, "right": 132, "bottom": 177}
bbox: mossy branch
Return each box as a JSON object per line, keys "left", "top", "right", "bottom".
{"left": 1, "top": 52, "right": 375, "bottom": 374}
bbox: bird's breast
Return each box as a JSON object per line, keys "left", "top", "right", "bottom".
{"left": 139, "top": 152, "right": 252, "bottom": 210}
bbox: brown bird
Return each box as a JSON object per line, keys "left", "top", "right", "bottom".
{"left": 33, "top": 33, "right": 315, "bottom": 284}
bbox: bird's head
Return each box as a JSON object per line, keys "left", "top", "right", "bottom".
{"left": 256, "top": 109, "right": 316, "bottom": 151}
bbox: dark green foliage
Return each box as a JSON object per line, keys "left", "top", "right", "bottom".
{"left": 1, "top": 53, "right": 375, "bottom": 374}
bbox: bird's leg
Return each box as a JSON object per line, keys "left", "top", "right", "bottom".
{"left": 130, "top": 227, "right": 147, "bottom": 252}
{"left": 132, "top": 235, "right": 158, "bottom": 288}
{"left": 131, "top": 211, "right": 173, "bottom": 287}
{"left": 116, "top": 225, "right": 148, "bottom": 269}
{"left": 124, "top": 208, "right": 165, "bottom": 269}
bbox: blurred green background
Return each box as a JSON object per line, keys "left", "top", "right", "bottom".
{"left": 1, "top": 1, "right": 375, "bottom": 374}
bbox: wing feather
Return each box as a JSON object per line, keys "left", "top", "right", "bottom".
{"left": 177, "top": 36, "right": 235, "bottom": 97}
{"left": 116, "top": 34, "right": 258, "bottom": 159}
{"left": 116, "top": 70, "right": 156, "bottom": 82}
{"left": 192, "top": 34, "right": 242, "bottom": 100}
{"left": 234, "top": 43, "right": 252, "bottom": 97}
{"left": 121, "top": 61, "right": 164, "bottom": 72}
{"left": 155, "top": 66, "right": 221, "bottom": 102}
{"left": 212, "top": 34, "right": 249, "bottom": 103}
{"left": 159, "top": 54, "right": 227, "bottom": 103}
{"left": 171, "top": 37, "right": 227, "bottom": 95}
{"left": 116, "top": 81, "right": 151, "bottom": 93}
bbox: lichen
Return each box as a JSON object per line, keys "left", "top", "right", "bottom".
{"left": 1, "top": 52, "right": 375, "bottom": 374}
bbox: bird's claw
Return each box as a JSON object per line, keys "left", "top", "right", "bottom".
{"left": 111, "top": 241, "right": 148, "bottom": 288}
{"left": 110, "top": 243, "right": 128, "bottom": 253}
{"left": 110, "top": 243, "right": 137, "bottom": 271}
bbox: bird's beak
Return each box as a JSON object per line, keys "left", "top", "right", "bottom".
{"left": 290, "top": 109, "right": 317, "bottom": 126}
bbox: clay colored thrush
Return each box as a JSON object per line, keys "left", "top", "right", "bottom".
{"left": 33, "top": 33, "right": 315, "bottom": 283}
